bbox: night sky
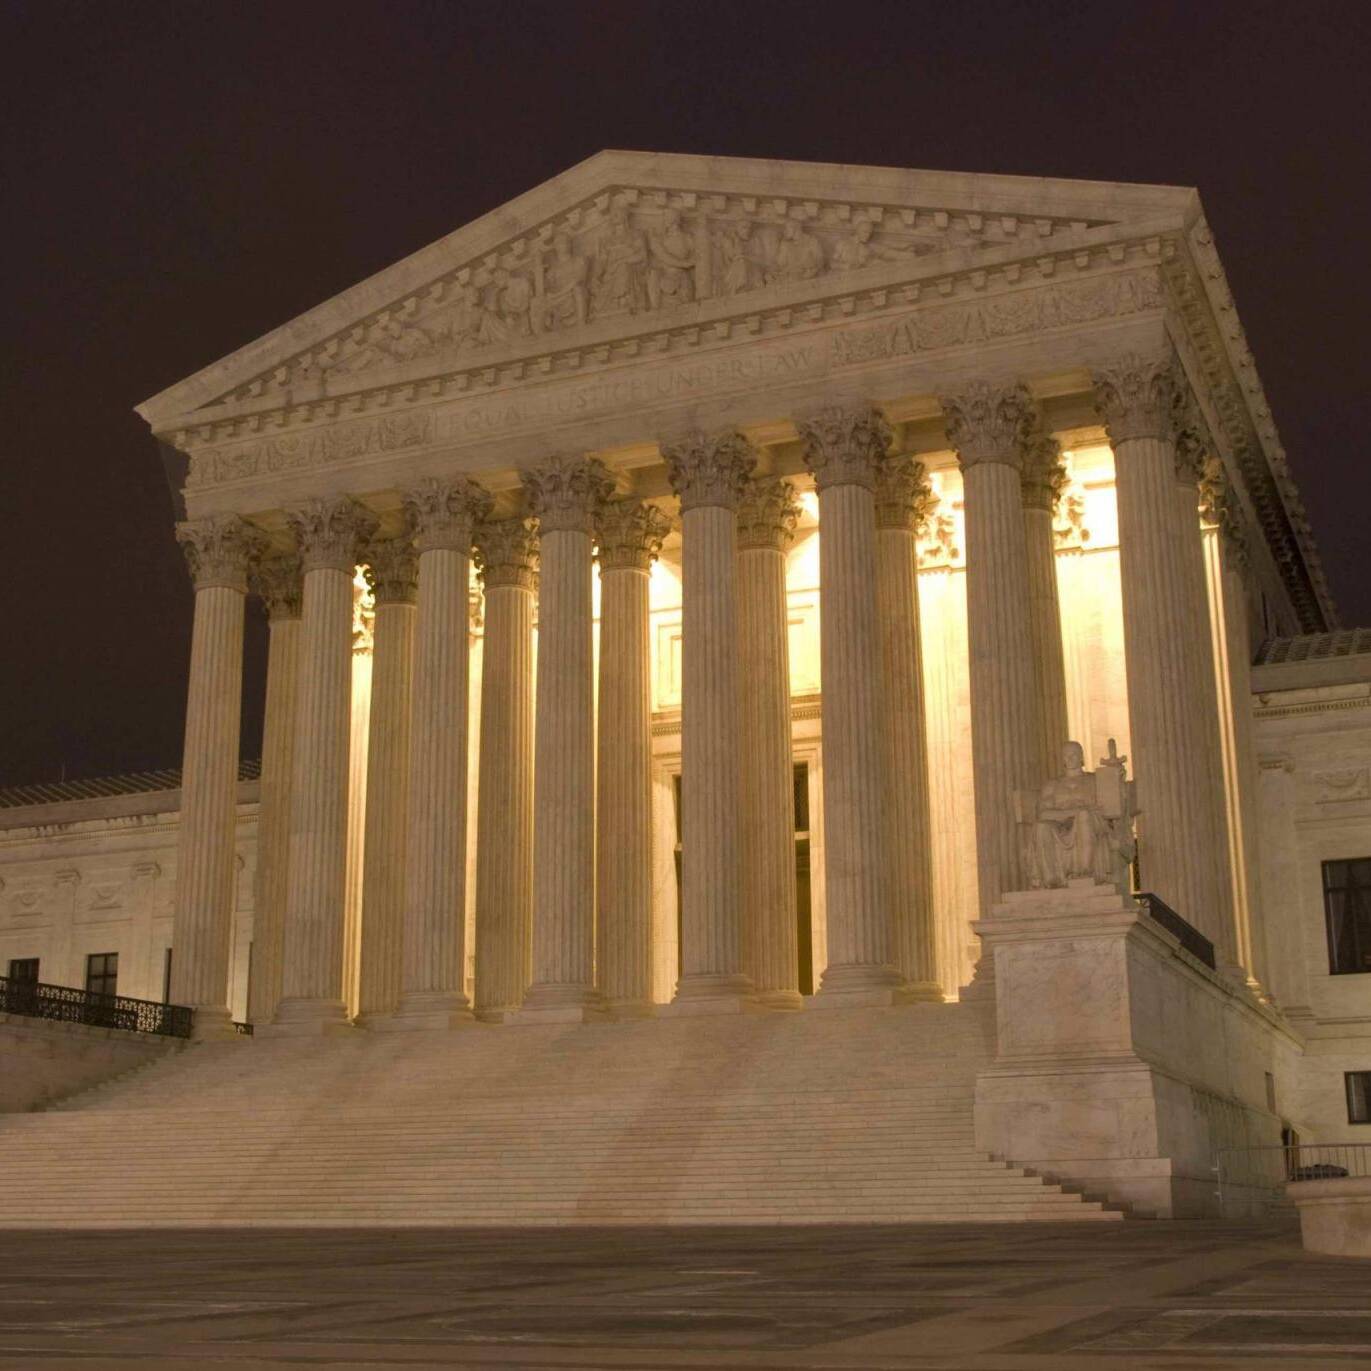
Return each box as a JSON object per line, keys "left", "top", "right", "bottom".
{"left": 3, "top": 0, "right": 1368, "bottom": 789}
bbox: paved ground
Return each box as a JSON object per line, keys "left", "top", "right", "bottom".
{"left": 0, "top": 1220, "right": 1366, "bottom": 1369}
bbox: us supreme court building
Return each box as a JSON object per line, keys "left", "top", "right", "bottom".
{"left": 2, "top": 153, "right": 1368, "bottom": 1225}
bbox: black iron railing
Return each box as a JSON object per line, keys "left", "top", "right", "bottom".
{"left": 0, "top": 975, "right": 193, "bottom": 1039}
{"left": 1137, "top": 893, "right": 1217, "bottom": 970}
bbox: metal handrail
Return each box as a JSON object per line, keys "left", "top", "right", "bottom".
{"left": 0, "top": 975, "right": 193, "bottom": 1039}
{"left": 1214, "top": 1143, "right": 1371, "bottom": 1216}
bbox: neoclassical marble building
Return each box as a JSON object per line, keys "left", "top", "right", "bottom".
{"left": 4, "top": 155, "right": 1368, "bottom": 1218}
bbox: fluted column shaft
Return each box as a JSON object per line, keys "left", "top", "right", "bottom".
{"left": 171, "top": 515, "right": 262, "bottom": 1036}
{"left": 596, "top": 501, "right": 670, "bottom": 1015}
{"left": 1094, "top": 355, "right": 1231, "bottom": 953}
{"left": 355, "top": 540, "right": 417, "bottom": 1022}
{"left": 521, "top": 457, "right": 613, "bottom": 1020}
{"left": 1022, "top": 435, "right": 1071, "bottom": 783}
{"left": 737, "top": 479, "right": 801, "bottom": 1007}
{"left": 246, "top": 555, "right": 302, "bottom": 1027}
{"left": 874, "top": 457, "right": 941, "bottom": 1000}
{"left": 799, "top": 407, "right": 900, "bottom": 1000}
{"left": 942, "top": 383, "right": 1042, "bottom": 912}
{"left": 473, "top": 519, "right": 538, "bottom": 1021}
{"left": 389, "top": 478, "right": 491, "bottom": 1028}
{"left": 275, "top": 496, "right": 377, "bottom": 1031}
{"left": 664, "top": 432, "right": 756, "bottom": 1009}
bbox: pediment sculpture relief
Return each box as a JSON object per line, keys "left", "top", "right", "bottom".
{"left": 246, "top": 196, "right": 1039, "bottom": 399}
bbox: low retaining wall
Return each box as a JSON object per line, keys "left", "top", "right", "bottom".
{"left": 0, "top": 1012, "right": 179, "bottom": 1112}
{"left": 1289, "top": 1177, "right": 1371, "bottom": 1257}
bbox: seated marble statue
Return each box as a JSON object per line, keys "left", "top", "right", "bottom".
{"left": 1018, "top": 739, "right": 1137, "bottom": 893}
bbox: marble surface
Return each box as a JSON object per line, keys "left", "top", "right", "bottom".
{"left": 2, "top": 1219, "right": 1369, "bottom": 1368}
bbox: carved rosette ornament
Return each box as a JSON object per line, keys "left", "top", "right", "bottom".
{"left": 1020, "top": 428, "right": 1068, "bottom": 513}
{"left": 362, "top": 536, "right": 419, "bottom": 605}
{"left": 402, "top": 476, "right": 493, "bottom": 552}
{"left": 596, "top": 500, "right": 672, "bottom": 571}
{"left": 940, "top": 381, "right": 1034, "bottom": 470}
{"left": 796, "top": 405, "right": 892, "bottom": 491}
{"left": 1091, "top": 351, "right": 1181, "bottom": 444}
{"left": 520, "top": 456, "right": 614, "bottom": 534}
{"left": 662, "top": 431, "right": 757, "bottom": 511}
{"left": 285, "top": 495, "right": 380, "bottom": 572}
{"left": 736, "top": 477, "right": 801, "bottom": 551}
{"left": 176, "top": 514, "right": 268, "bottom": 592}
{"left": 473, "top": 517, "right": 540, "bottom": 590}
{"left": 874, "top": 455, "right": 936, "bottom": 533}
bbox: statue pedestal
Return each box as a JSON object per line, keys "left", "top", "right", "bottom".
{"left": 973, "top": 881, "right": 1296, "bottom": 1218}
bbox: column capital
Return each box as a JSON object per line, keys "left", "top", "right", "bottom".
{"left": 1172, "top": 387, "right": 1212, "bottom": 486}
{"left": 874, "top": 455, "right": 935, "bottom": 532}
{"left": 1200, "top": 461, "right": 1251, "bottom": 572}
{"left": 596, "top": 499, "right": 672, "bottom": 571}
{"left": 521, "top": 455, "right": 613, "bottom": 534}
{"left": 1091, "top": 350, "right": 1181, "bottom": 444}
{"left": 474, "top": 517, "right": 540, "bottom": 590}
{"left": 362, "top": 536, "right": 418, "bottom": 605}
{"left": 662, "top": 430, "right": 757, "bottom": 511}
{"left": 1020, "top": 427, "right": 1067, "bottom": 513}
{"left": 285, "top": 496, "right": 379, "bottom": 573}
{"left": 797, "top": 405, "right": 891, "bottom": 491}
{"left": 940, "top": 381, "right": 1034, "bottom": 471}
{"left": 249, "top": 552, "right": 304, "bottom": 619}
{"left": 176, "top": 514, "right": 268, "bottom": 592}
{"left": 402, "top": 476, "right": 492, "bottom": 553}
{"left": 737, "top": 477, "right": 802, "bottom": 550}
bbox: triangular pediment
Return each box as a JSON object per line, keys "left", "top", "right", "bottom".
{"left": 137, "top": 151, "right": 1196, "bottom": 431}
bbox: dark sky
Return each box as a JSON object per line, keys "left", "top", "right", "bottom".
{"left": 3, "top": 0, "right": 1369, "bottom": 789}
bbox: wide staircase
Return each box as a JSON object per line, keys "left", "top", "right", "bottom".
{"left": 0, "top": 1002, "right": 1124, "bottom": 1226}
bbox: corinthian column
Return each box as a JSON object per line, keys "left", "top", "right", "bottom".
{"left": 595, "top": 499, "right": 672, "bottom": 1017}
{"left": 873, "top": 456, "right": 941, "bottom": 1001}
{"left": 355, "top": 537, "right": 417, "bottom": 1024}
{"left": 1093, "top": 354, "right": 1231, "bottom": 954}
{"left": 172, "top": 515, "right": 265, "bottom": 1037}
{"left": 736, "top": 477, "right": 802, "bottom": 1009}
{"left": 246, "top": 553, "right": 302, "bottom": 1027}
{"left": 272, "top": 496, "right": 377, "bottom": 1033}
{"left": 941, "top": 382, "right": 1041, "bottom": 912}
{"left": 798, "top": 406, "right": 901, "bottom": 1003}
{"left": 472, "top": 517, "right": 538, "bottom": 1021}
{"left": 387, "top": 477, "right": 492, "bottom": 1029}
{"left": 1021, "top": 425, "right": 1072, "bottom": 783}
{"left": 663, "top": 431, "right": 757, "bottom": 1011}
{"left": 520, "top": 456, "right": 613, "bottom": 1021}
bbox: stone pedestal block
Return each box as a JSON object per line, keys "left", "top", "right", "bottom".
{"left": 973, "top": 881, "right": 1293, "bottom": 1217}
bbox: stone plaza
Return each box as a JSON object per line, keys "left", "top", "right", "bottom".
{"left": 1, "top": 153, "right": 1368, "bottom": 1231}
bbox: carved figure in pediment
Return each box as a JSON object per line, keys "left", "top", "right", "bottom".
{"left": 591, "top": 203, "right": 649, "bottom": 319}
{"left": 379, "top": 316, "right": 433, "bottom": 364}
{"left": 1017, "top": 739, "right": 1138, "bottom": 894}
{"left": 426, "top": 284, "right": 486, "bottom": 352}
{"left": 478, "top": 268, "right": 534, "bottom": 346}
{"left": 539, "top": 232, "right": 589, "bottom": 332}
{"left": 646, "top": 207, "right": 696, "bottom": 310}
{"left": 332, "top": 323, "right": 394, "bottom": 376}
{"left": 831, "top": 218, "right": 912, "bottom": 273}
{"left": 716, "top": 219, "right": 763, "bottom": 296}
{"left": 769, "top": 219, "right": 825, "bottom": 285}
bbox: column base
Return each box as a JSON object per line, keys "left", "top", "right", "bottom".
{"left": 473, "top": 1005, "right": 521, "bottom": 1024}
{"left": 353, "top": 1011, "right": 396, "bottom": 1031}
{"left": 258, "top": 997, "right": 355, "bottom": 1037}
{"left": 189, "top": 1006, "right": 239, "bottom": 1041}
{"left": 752, "top": 988, "right": 805, "bottom": 1011}
{"left": 515, "top": 983, "right": 605, "bottom": 1024}
{"left": 602, "top": 998, "right": 658, "bottom": 1021}
{"left": 811, "top": 962, "right": 902, "bottom": 1009}
{"left": 664, "top": 973, "right": 757, "bottom": 1017}
{"left": 384, "top": 990, "right": 476, "bottom": 1031}
{"left": 896, "top": 980, "right": 946, "bottom": 1005}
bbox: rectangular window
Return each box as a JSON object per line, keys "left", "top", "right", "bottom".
{"left": 7, "top": 958, "right": 39, "bottom": 983}
{"left": 85, "top": 952, "right": 118, "bottom": 999}
{"left": 1323, "top": 858, "right": 1371, "bottom": 975}
{"left": 1347, "top": 1072, "right": 1371, "bottom": 1125}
